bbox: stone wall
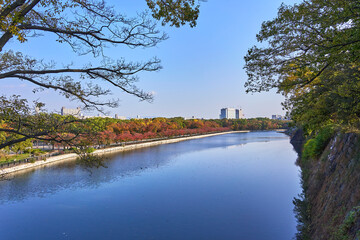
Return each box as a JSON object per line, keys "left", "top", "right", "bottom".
{"left": 294, "top": 132, "right": 360, "bottom": 239}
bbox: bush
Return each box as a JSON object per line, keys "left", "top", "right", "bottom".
{"left": 302, "top": 125, "right": 335, "bottom": 161}
{"left": 302, "top": 139, "right": 317, "bottom": 161}
{"left": 23, "top": 148, "right": 32, "bottom": 154}
{"left": 85, "top": 147, "right": 95, "bottom": 153}
{"left": 333, "top": 206, "right": 360, "bottom": 240}
{"left": 23, "top": 148, "right": 45, "bottom": 155}
{"left": 32, "top": 149, "right": 45, "bottom": 156}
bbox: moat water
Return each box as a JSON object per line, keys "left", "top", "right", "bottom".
{"left": 0, "top": 131, "right": 301, "bottom": 240}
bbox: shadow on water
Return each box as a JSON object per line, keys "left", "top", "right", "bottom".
{"left": 293, "top": 187, "right": 311, "bottom": 240}
{"left": 0, "top": 131, "right": 289, "bottom": 204}
{"left": 291, "top": 131, "right": 310, "bottom": 240}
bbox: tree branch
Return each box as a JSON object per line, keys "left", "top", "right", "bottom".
{"left": 0, "top": 0, "right": 41, "bottom": 51}
{"left": 0, "top": 0, "right": 26, "bottom": 19}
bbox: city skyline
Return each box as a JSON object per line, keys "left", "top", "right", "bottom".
{"left": 59, "top": 105, "right": 285, "bottom": 120}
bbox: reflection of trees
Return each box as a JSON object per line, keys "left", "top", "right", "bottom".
{"left": 0, "top": 132, "right": 288, "bottom": 203}
{"left": 293, "top": 190, "right": 311, "bottom": 240}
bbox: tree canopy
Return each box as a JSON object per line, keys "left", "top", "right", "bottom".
{"left": 244, "top": 0, "right": 360, "bottom": 132}
{"left": 146, "top": 0, "right": 201, "bottom": 28}
{"left": 0, "top": 0, "right": 202, "bottom": 150}
{"left": 0, "top": 0, "right": 202, "bottom": 109}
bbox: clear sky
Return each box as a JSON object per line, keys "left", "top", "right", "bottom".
{"left": 2, "top": 0, "right": 298, "bottom": 119}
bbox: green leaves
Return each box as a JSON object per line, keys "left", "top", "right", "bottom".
{"left": 245, "top": 0, "right": 360, "bottom": 131}
{"left": 287, "top": 64, "right": 360, "bottom": 131}
{"left": 245, "top": 0, "right": 360, "bottom": 93}
{"left": 146, "top": 0, "right": 201, "bottom": 28}
{"left": 302, "top": 125, "right": 335, "bottom": 161}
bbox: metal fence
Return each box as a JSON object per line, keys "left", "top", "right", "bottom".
{"left": 0, "top": 152, "right": 63, "bottom": 169}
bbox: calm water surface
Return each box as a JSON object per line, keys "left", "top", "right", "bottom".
{"left": 0, "top": 131, "right": 301, "bottom": 240}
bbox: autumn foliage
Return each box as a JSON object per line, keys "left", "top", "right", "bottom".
{"left": 68, "top": 117, "right": 289, "bottom": 147}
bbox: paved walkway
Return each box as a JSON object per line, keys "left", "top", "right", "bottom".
{"left": 0, "top": 131, "right": 250, "bottom": 176}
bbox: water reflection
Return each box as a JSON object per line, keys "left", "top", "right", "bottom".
{"left": 0, "top": 131, "right": 287, "bottom": 203}
{"left": 0, "top": 131, "right": 300, "bottom": 240}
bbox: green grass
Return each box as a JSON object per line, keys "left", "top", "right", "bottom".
{"left": 0, "top": 149, "right": 48, "bottom": 164}
{"left": 0, "top": 153, "right": 31, "bottom": 164}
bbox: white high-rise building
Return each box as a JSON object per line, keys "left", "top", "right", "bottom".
{"left": 220, "top": 108, "right": 244, "bottom": 119}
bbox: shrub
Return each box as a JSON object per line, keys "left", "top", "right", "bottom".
{"left": 302, "top": 125, "right": 335, "bottom": 161}
{"left": 314, "top": 125, "right": 335, "bottom": 153}
{"left": 32, "top": 149, "right": 45, "bottom": 155}
{"left": 24, "top": 148, "right": 45, "bottom": 156}
{"left": 85, "top": 147, "right": 95, "bottom": 153}
{"left": 333, "top": 206, "right": 360, "bottom": 240}
{"left": 302, "top": 139, "right": 317, "bottom": 161}
{"left": 23, "top": 148, "right": 32, "bottom": 154}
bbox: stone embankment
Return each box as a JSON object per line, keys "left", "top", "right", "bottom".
{"left": 0, "top": 131, "right": 249, "bottom": 175}
{"left": 291, "top": 130, "right": 360, "bottom": 240}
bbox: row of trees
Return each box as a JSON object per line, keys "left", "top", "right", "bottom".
{"left": 1, "top": 115, "right": 289, "bottom": 154}
{"left": 219, "top": 118, "right": 288, "bottom": 131}
{"left": 72, "top": 117, "right": 229, "bottom": 147}
{"left": 50, "top": 117, "right": 289, "bottom": 149}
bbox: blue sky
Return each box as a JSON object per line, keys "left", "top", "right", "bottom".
{"left": 3, "top": 0, "right": 298, "bottom": 119}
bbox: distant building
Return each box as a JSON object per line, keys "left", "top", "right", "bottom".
{"left": 61, "top": 107, "right": 81, "bottom": 117}
{"left": 184, "top": 116, "right": 197, "bottom": 120}
{"left": 220, "top": 108, "right": 244, "bottom": 119}
{"left": 272, "top": 115, "right": 286, "bottom": 120}
{"left": 34, "top": 106, "right": 40, "bottom": 114}
{"left": 80, "top": 115, "right": 109, "bottom": 119}
{"left": 75, "top": 113, "right": 127, "bottom": 119}
{"left": 115, "top": 114, "right": 127, "bottom": 120}
{"left": 95, "top": 114, "right": 113, "bottom": 118}
{"left": 61, "top": 108, "right": 130, "bottom": 119}
{"left": 236, "top": 109, "right": 244, "bottom": 119}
